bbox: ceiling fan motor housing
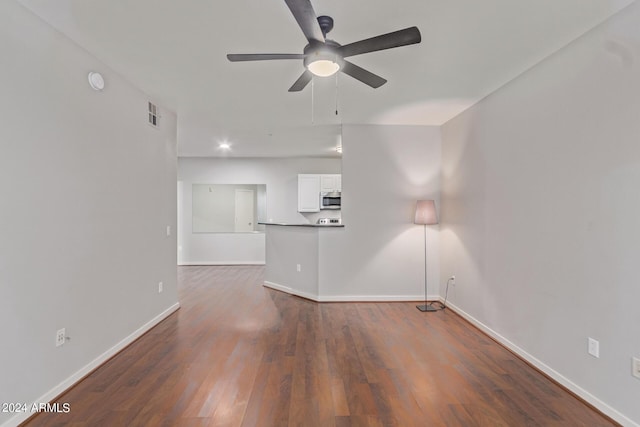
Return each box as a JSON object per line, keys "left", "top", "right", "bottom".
{"left": 317, "top": 15, "right": 334, "bottom": 36}
{"left": 303, "top": 40, "right": 344, "bottom": 70}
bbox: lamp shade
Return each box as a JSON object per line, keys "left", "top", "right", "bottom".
{"left": 414, "top": 200, "right": 438, "bottom": 225}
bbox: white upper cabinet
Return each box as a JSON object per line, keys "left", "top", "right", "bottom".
{"left": 298, "top": 174, "right": 321, "bottom": 212}
{"left": 320, "top": 174, "right": 341, "bottom": 192}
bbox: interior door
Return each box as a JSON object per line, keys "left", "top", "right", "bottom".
{"left": 234, "top": 189, "right": 255, "bottom": 232}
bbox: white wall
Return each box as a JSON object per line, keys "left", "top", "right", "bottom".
{"left": 0, "top": 3, "right": 178, "bottom": 426}
{"left": 178, "top": 157, "right": 341, "bottom": 264}
{"left": 440, "top": 3, "right": 640, "bottom": 425}
{"left": 265, "top": 226, "right": 321, "bottom": 299}
{"left": 318, "top": 125, "right": 441, "bottom": 300}
{"left": 192, "top": 184, "right": 262, "bottom": 232}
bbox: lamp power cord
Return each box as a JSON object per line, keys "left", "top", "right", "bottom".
{"left": 426, "top": 276, "right": 454, "bottom": 311}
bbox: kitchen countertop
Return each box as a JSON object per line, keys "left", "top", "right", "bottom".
{"left": 259, "top": 222, "right": 344, "bottom": 228}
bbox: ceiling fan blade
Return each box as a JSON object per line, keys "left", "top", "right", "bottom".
{"left": 339, "top": 27, "right": 421, "bottom": 58}
{"left": 284, "top": 0, "right": 325, "bottom": 44}
{"left": 227, "top": 53, "right": 305, "bottom": 62}
{"left": 341, "top": 61, "right": 387, "bottom": 88}
{"left": 288, "top": 70, "right": 313, "bottom": 92}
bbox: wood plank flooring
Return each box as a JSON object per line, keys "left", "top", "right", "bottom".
{"left": 22, "top": 266, "right": 617, "bottom": 426}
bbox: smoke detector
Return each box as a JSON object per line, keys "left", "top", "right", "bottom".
{"left": 88, "top": 72, "right": 105, "bottom": 91}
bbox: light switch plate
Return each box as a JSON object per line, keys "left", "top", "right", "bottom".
{"left": 588, "top": 338, "right": 599, "bottom": 358}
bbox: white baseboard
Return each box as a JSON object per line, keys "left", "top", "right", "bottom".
{"left": 263, "top": 281, "right": 437, "bottom": 302}
{"left": 441, "top": 300, "right": 638, "bottom": 427}
{"left": 178, "top": 261, "right": 265, "bottom": 266}
{"left": 317, "top": 294, "right": 440, "bottom": 302}
{"left": 263, "top": 281, "right": 319, "bottom": 301}
{"left": 2, "top": 303, "right": 180, "bottom": 427}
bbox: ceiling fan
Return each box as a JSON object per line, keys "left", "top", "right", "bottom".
{"left": 227, "top": 0, "right": 422, "bottom": 92}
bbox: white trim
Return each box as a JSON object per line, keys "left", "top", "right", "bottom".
{"left": 1, "top": 303, "right": 180, "bottom": 427}
{"left": 441, "top": 300, "right": 638, "bottom": 427}
{"left": 178, "top": 261, "right": 265, "bottom": 266}
{"left": 263, "top": 281, "right": 438, "bottom": 303}
{"left": 263, "top": 280, "right": 293, "bottom": 294}
{"left": 263, "top": 281, "right": 318, "bottom": 301}
{"left": 317, "top": 294, "right": 439, "bottom": 302}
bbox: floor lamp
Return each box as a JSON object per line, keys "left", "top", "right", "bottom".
{"left": 415, "top": 200, "right": 438, "bottom": 312}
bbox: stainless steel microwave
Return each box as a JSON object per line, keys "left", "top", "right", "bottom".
{"left": 320, "top": 191, "right": 341, "bottom": 210}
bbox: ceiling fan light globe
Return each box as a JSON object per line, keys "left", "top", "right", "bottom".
{"left": 307, "top": 59, "right": 340, "bottom": 77}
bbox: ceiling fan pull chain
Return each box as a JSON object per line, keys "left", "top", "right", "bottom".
{"left": 335, "top": 72, "right": 339, "bottom": 116}
{"left": 311, "top": 77, "right": 315, "bottom": 124}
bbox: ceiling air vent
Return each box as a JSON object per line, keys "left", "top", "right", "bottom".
{"left": 148, "top": 102, "right": 159, "bottom": 128}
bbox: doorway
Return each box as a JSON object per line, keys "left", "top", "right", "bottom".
{"left": 234, "top": 189, "right": 255, "bottom": 232}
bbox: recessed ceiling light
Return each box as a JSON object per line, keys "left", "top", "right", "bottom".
{"left": 219, "top": 142, "right": 231, "bottom": 150}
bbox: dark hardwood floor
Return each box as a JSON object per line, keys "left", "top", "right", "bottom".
{"left": 23, "top": 266, "right": 617, "bottom": 426}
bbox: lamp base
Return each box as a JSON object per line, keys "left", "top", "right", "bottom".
{"left": 416, "top": 304, "right": 438, "bottom": 312}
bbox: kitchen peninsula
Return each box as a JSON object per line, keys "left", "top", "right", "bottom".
{"left": 260, "top": 222, "right": 344, "bottom": 301}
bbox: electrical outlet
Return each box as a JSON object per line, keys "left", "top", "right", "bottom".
{"left": 158, "top": 282, "right": 163, "bottom": 293}
{"left": 450, "top": 275, "right": 456, "bottom": 285}
{"left": 166, "top": 226, "right": 171, "bottom": 237}
{"left": 56, "top": 328, "right": 66, "bottom": 347}
{"left": 632, "top": 357, "right": 640, "bottom": 379}
{"left": 296, "top": 264, "right": 301, "bottom": 272}
{"left": 588, "top": 338, "right": 600, "bottom": 358}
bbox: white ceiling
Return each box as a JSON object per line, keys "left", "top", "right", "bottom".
{"left": 17, "top": 0, "right": 634, "bottom": 157}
